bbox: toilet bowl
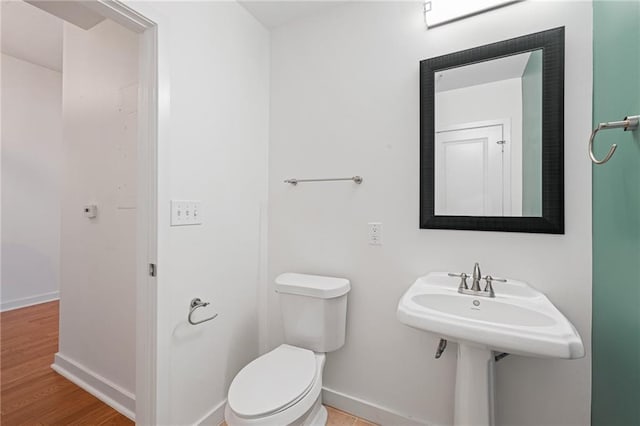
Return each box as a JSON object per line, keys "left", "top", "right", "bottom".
{"left": 225, "top": 345, "right": 327, "bottom": 426}
{"left": 225, "top": 273, "right": 350, "bottom": 426}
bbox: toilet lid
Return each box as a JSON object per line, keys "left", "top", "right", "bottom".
{"left": 228, "top": 344, "right": 317, "bottom": 418}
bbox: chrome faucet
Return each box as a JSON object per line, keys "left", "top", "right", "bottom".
{"left": 471, "top": 262, "right": 482, "bottom": 292}
{"left": 448, "top": 262, "right": 506, "bottom": 298}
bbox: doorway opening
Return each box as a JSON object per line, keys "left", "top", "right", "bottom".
{"left": 1, "top": 1, "right": 158, "bottom": 423}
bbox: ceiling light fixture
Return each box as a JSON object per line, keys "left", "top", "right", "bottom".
{"left": 424, "top": 0, "right": 523, "bottom": 29}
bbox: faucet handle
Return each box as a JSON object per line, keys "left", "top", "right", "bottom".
{"left": 483, "top": 275, "right": 495, "bottom": 297}
{"left": 448, "top": 272, "right": 469, "bottom": 290}
{"left": 483, "top": 275, "right": 507, "bottom": 283}
{"left": 482, "top": 275, "right": 506, "bottom": 297}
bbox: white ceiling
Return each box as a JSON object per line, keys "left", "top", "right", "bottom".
{"left": 1, "top": 1, "right": 63, "bottom": 72}
{"left": 239, "top": 1, "right": 346, "bottom": 29}
{"left": 26, "top": 1, "right": 106, "bottom": 30}
{"left": 1, "top": 0, "right": 342, "bottom": 72}
{"left": 435, "top": 51, "right": 534, "bottom": 92}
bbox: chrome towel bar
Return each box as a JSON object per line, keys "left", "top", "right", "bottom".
{"left": 284, "top": 176, "right": 363, "bottom": 185}
{"left": 589, "top": 115, "right": 639, "bottom": 164}
{"left": 188, "top": 298, "right": 218, "bottom": 325}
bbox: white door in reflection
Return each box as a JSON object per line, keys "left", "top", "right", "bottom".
{"left": 435, "top": 121, "right": 511, "bottom": 216}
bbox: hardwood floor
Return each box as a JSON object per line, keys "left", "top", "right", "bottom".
{"left": 219, "top": 405, "right": 378, "bottom": 426}
{"left": 1, "top": 301, "right": 133, "bottom": 425}
{"left": 325, "top": 406, "right": 377, "bottom": 426}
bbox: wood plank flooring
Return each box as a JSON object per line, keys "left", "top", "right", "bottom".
{"left": 1, "top": 301, "right": 133, "bottom": 425}
{"left": 219, "top": 405, "right": 377, "bottom": 426}
{"left": 325, "top": 406, "right": 377, "bottom": 426}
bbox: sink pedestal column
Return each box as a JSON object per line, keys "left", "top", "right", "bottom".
{"left": 454, "top": 343, "right": 495, "bottom": 426}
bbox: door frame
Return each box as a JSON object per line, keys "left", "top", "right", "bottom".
{"left": 81, "top": 2, "right": 167, "bottom": 424}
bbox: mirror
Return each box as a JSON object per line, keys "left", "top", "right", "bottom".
{"left": 435, "top": 50, "right": 542, "bottom": 217}
{"left": 420, "top": 27, "right": 564, "bottom": 233}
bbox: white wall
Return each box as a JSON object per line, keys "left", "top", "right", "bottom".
{"left": 56, "top": 19, "right": 138, "bottom": 412}
{"left": 436, "top": 78, "right": 523, "bottom": 215}
{"left": 129, "top": 2, "right": 271, "bottom": 424}
{"left": 268, "top": 2, "right": 592, "bottom": 426}
{"left": 1, "top": 0, "right": 64, "bottom": 72}
{"left": 1, "top": 53, "right": 62, "bottom": 311}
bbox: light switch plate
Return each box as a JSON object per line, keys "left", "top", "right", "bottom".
{"left": 171, "top": 200, "right": 202, "bottom": 226}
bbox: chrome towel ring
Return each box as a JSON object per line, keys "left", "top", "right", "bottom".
{"left": 188, "top": 298, "right": 218, "bottom": 325}
{"left": 589, "top": 115, "right": 639, "bottom": 164}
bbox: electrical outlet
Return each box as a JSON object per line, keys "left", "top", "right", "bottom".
{"left": 368, "top": 222, "right": 382, "bottom": 245}
{"left": 171, "top": 200, "right": 202, "bottom": 226}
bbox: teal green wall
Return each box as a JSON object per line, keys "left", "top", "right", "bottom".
{"left": 592, "top": 1, "right": 640, "bottom": 425}
{"left": 521, "top": 50, "right": 543, "bottom": 216}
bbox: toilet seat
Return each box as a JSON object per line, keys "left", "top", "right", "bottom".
{"left": 227, "top": 344, "right": 317, "bottom": 419}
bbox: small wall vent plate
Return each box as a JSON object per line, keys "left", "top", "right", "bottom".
{"left": 84, "top": 205, "right": 98, "bottom": 219}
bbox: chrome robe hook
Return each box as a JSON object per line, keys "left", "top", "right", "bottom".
{"left": 589, "top": 115, "right": 639, "bottom": 164}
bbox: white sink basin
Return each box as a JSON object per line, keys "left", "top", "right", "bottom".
{"left": 412, "top": 294, "right": 555, "bottom": 327}
{"left": 397, "top": 272, "right": 585, "bottom": 426}
{"left": 397, "top": 272, "right": 584, "bottom": 359}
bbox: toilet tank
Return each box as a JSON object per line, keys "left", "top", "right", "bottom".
{"left": 275, "top": 273, "right": 350, "bottom": 353}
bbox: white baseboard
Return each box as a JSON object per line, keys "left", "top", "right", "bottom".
{"left": 196, "top": 399, "right": 226, "bottom": 426}
{"left": 1, "top": 291, "right": 59, "bottom": 312}
{"left": 51, "top": 353, "right": 135, "bottom": 421}
{"left": 322, "top": 387, "right": 435, "bottom": 426}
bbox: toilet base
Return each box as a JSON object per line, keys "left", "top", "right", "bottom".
{"left": 281, "top": 393, "right": 326, "bottom": 426}
{"left": 301, "top": 399, "right": 327, "bottom": 426}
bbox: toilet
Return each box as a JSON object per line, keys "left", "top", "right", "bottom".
{"left": 225, "top": 273, "right": 351, "bottom": 426}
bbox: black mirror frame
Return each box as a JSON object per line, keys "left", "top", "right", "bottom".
{"left": 420, "top": 27, "right": 565, "bottom": 234}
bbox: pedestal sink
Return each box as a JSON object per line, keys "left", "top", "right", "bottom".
{"left": 397, "top": 272, "right": 584, "bottom": 426}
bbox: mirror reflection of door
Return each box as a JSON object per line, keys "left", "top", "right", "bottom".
{"left": 435, "top": 121, "right": 511, "bottom": 216}
{"left": 433, "top": 49, "right": 542, "bottom": 218}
